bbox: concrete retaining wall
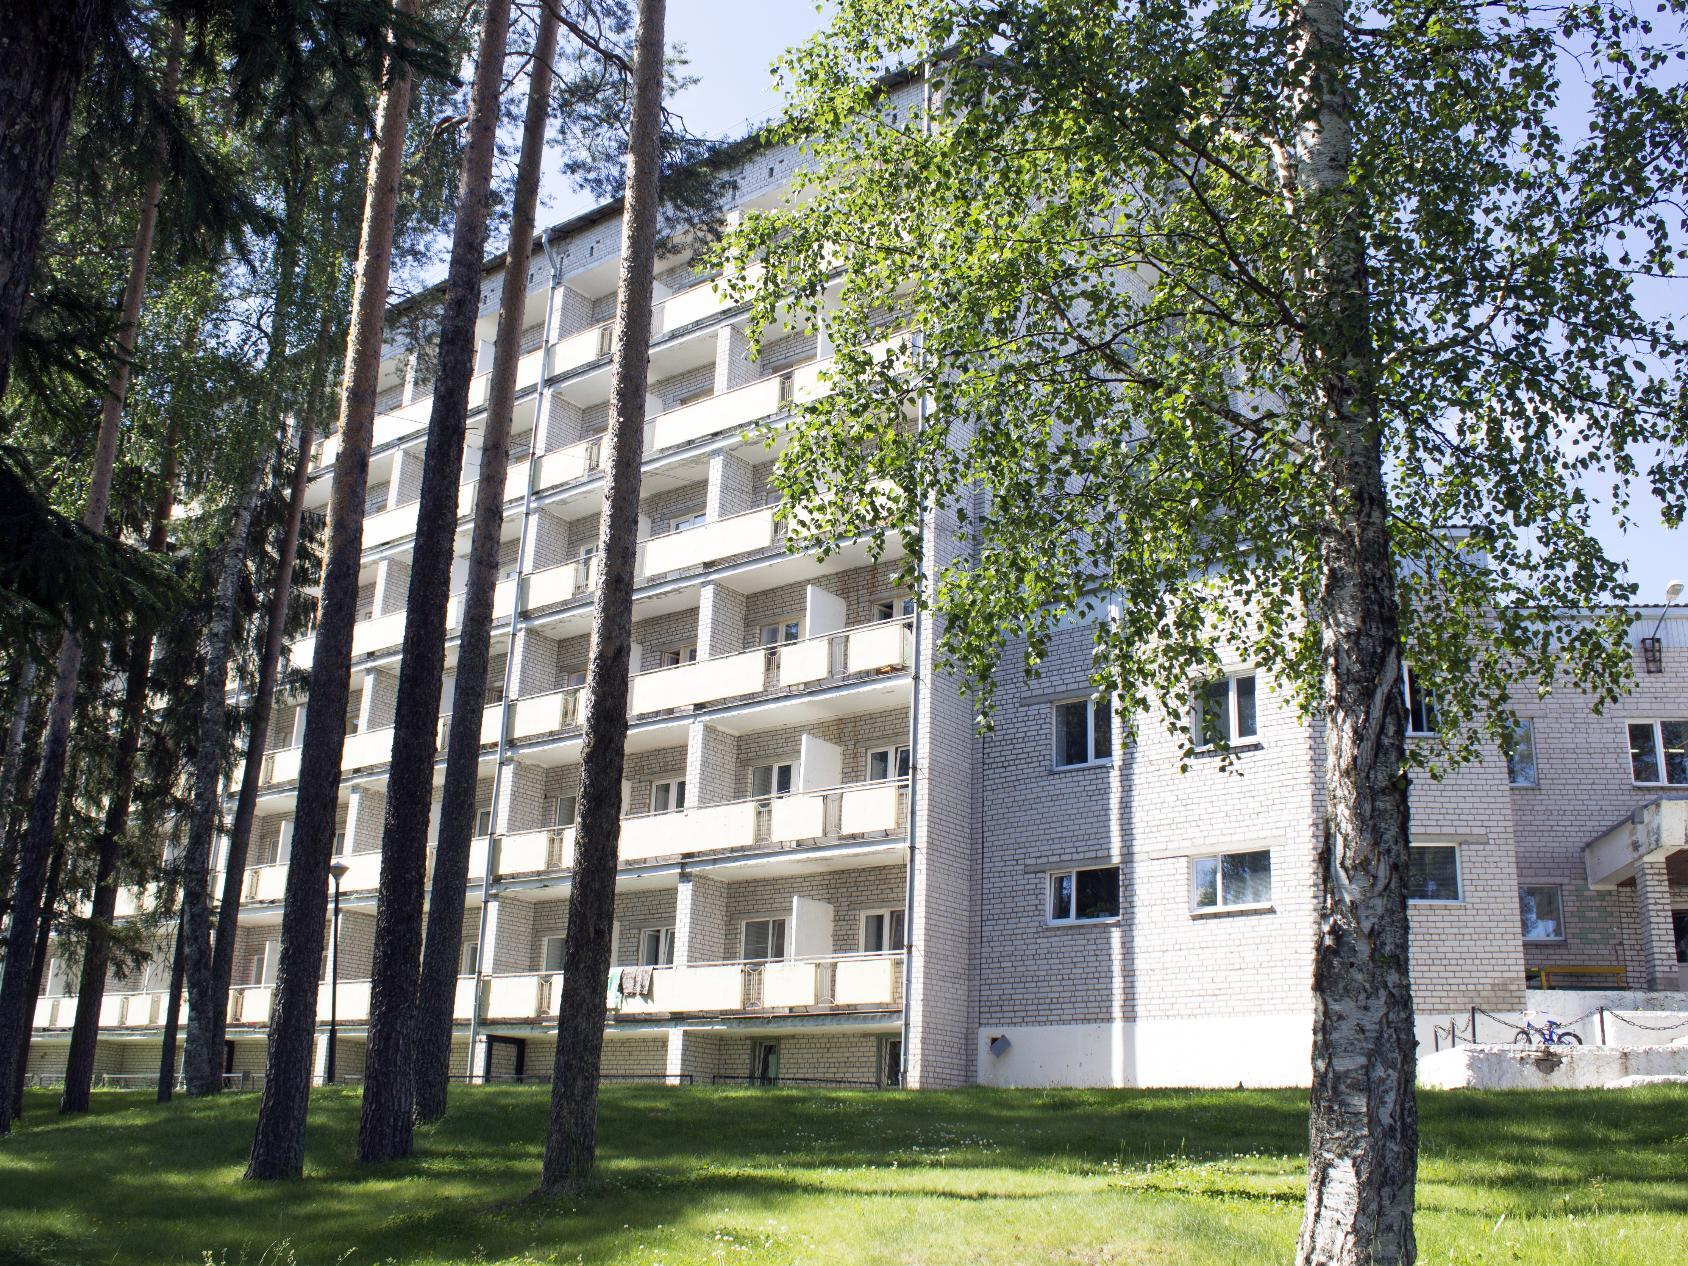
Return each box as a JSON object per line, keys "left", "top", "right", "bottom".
{"left": 1419, "top": 1042, "right": 1688, "bottom": 1090}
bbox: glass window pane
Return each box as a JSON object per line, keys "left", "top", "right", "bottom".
{"left": 1075, "top": 867, "right": 1120, "bottom": 920}
{"left": 751, "top": 766, "right": 772, "bottom": 798}
{"left": 1661, "top": 720, "right": 1688, "bottom": 785}
{"left": 1222, "top": 850, "right": 1272, "bottom": 906}
{"left": 863, "top": 913, "right": 884, "bottom": 953}
{"left": 543, "top": 937, "right": 565, "bottom": 971}
{"left": 1235, "top": 675, "right": 1257, "bottom": 739}
{"left": 869, "top": 750, "right": 889, "bottom": 781}
{"left": 1200, "top": 679, "right": 1230, "bottom": 745}
{"left": 1055, "top": 702, "right": 1089, "bottom": 767}
{"left": 1192, "top": 856, "right": 1219, "bottom": 909}
{"left": 1049, "top": 872, "right": 1074, "bottom": 920}
{"left": 743, "top": 920, "right": 770, "bottom": 960}
{"left": 888, "top": 909, "right": 906, "bottom": 951}
{"left": 1673, "top": 910, "right": 1688, "bottom": 965}
{"left": 1507, "top": 720, "right": 1538, "bottom": 787}
{"left": 776, "top": 764, "right": 793, "bottom": 795}
{"left": 1092, "top": 698, "right": 1113, "bottom": 760}
{"left": 675, "top": 779, "right": 687, "bottom": 810}
{"left": 1519, "top": 886, "right": 1563, "bottom": 941}
{"left": 1408, "top": 846, "right": 1460, "bottom": 901}
{"left": 896, "top": 746, "right": 911, "bottom": 777}
{"left": 1628, "top": 723, "right": 1661, "bottom": 783}
{"left": 769, "top": 919, "right": 786, "bottom": 958}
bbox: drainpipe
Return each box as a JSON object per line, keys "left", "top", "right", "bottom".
{"left": 464, "top": 233, "right": 563, "bottom": 1077}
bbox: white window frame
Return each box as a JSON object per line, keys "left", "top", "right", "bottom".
{"left": 874, "top": 595, "right": 915, "bottom": 621}
{"left": 1051, "top": 695, "right": 1113, "bottom": 770}
{"left": 1403, "top": 664, "right": 1439, "bottom": 736}
{"left": 459, "top": 940, "right": 479, "bottom": 975}
{"left": 1194, "top": 672, "right": 1260, "bottom": 749}
{"left": 860, "top": 908, "right": 907, "bottom": 953}
{"left": 1519, "top": 884, "right": 1566, "bottom": 943}
{"left": 866, "top": 744, "right": 910, "bottom": 781}
{"left": 1406, "top": 843, "right": 1463, "bottom": 904}
{"left": 658, "top": 645, "right": 698, "bottom": 668}
{"left": 1506, "top": 718, "right": 1539, "bottom": 788}
{"left": 669, "top": 509, "right": 707, "bottom": 534}
{"left": 1189, "top": 849, "right": 1274, "bottom": 913}
{"left": 474, "top": 805, "right": 493, "bottom": 837}
{"left": 649, "top": 777, "right": 687, "bottom": 815}
{"left": 544, "top": 794, "right": 577, "bottom": 829}
{"left": 740, "top": 916, "right": 788, "bottom": 961}
{"left": 749, "top": 760, "right": 796, "bottom": 800}
{"left": 637, "top": 926, "right": 676, "bottom": 966}
{"left": 1627, "top": 718, "right": 1688, "bottom": 786}
{"left": 1046, "top": 866, "right": 1121, "bottom": 925}
{"left": 757, "top": 618, "right": 803, "bottom": 647}
{"left": 541, "top": 934, "right": 566, "bottom": 972}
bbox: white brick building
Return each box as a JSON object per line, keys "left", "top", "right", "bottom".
{"left": 25, "top": 113, "right": 1688, "bottom": 1090}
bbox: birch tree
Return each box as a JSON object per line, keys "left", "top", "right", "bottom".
{"left": 725, "top": 4, "right": 1686, "bottom": 1264}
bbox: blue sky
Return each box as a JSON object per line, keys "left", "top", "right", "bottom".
{"left": 536, "top": 2, "right": 1682, "bottom": 603}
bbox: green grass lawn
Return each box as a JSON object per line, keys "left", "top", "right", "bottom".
{"left": 1, "top": 1084, "right": 1684, "bottom": 1265}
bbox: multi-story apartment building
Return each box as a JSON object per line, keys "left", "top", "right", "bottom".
{"left": 23, "top": 98, "right": 1688, "bottom": 1091}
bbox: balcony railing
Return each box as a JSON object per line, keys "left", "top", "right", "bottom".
{"left": 639, "top": 503, "right": 785, "bottom": 579}
{"left": 494, "top": 777, "right": 909, "bottom": 878}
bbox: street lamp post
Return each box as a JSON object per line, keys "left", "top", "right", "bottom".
{"left": 325, "top": 857, "right": 350, "bottom": 1084}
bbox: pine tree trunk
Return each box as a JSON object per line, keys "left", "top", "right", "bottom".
{"left": 0, "top": 26, "right": 178, "bottom": 1134}
{"left": 539, "top": 0, "right": 667, "bottom": 1197}
{"left": 179, "top": 467, "right": 269, "bottom": 1096}
{"left": 1290, "top": 3, "right": 1418, "bottom": 1263}
{"left": 358, "top": 0, "right": 513, "bottom": 1165}
{"left": 245, "top": 0, "right": 419, "bottom": 1181}
{"left": 0, "top": 689, "right": 47, "bottom": 924}
{"left": 413, "top": 0, "right": 560, "bottom": 1126}
{"left": 60, "top": 435, "right": 177, "bottom": 1114}
{"left": 0, "top": 659, "right": 38, "bottom": 827}
{"left": 157, "top": 907, "right": 186, "bottom": 1100}
{"left": 208, "top": 317, "right": 329, "bottom": 1067}
{"left": 9, "top": 838, "right": 64, "bottom": 1118}
{"left": 0, "top": 0, "right": 101, "bottom": 398}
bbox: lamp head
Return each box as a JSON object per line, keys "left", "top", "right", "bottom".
{"left": 328, "top": 858, "right": 351, "bottom": 883}
{"left": 1666, "top": 579, "right": 1685, "bottom": 606}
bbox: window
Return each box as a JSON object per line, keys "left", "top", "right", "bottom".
{"left": 878, "top": 1036, "right": 903, "bottom": 1087}
{"left": 1191, "top": 849, "right": 1273, "bottom": 911}
{"left": 249, "top": 944, "right": 269, "bottom": 986}
{"left": 650, "top": 778, "right": 686, "bottom": 814}
{"left": 741, "top": 917, "right": 787, "bottom": 961}
{"left": 459, "top": 940, "right": 479, "bottom": 974}
{"left": 669, "top": 510, "right": 706, "bottom": 533}
{"left": 1053, "top": 696, "right": 1113, "bottom": 768}
{"left": 332, "top": 830, "right": 347, "bottom": 857}
{"left": 861, "top": 908, "right": 906, "bottom": 953}
{"left": 1507, "top": 718, "right": 1539, "bottom": 788}
{"left": 758, "top": 619, "right": 802, "bottom": 647}
{"left": 1196, "top": 673, "right": 1258, "bottom": 747}
{"left": 638, "top": 926, "right": 675, "bottom": 966}
{"left": 1407, "top": 844, "right": 1462, "bottom": 903}
{"left": 1674, "top": 910, "right": 1688, "bottom": 966}
{"left": 874, "top": 596, "right": 915, "bottom": 621}
{"left": 1519, "top": 886, "right": 1564, "bottom": 942}
{"left": 750, "top": 762, "right": 795, "bottom": 800}
{"left": 561, "top": 668, "right": 587, "bottom": 689}
{"left": 659, "top": 645, "right": 698, "bottom": 668}
{"left": 541, "top": 935, "right": 566, "bottom": 972}
{"left": 363, "top": 482, "right": 390, "bottom": 515}
{"left": 867, "top": 745, "right": 910, "bottom": 781}
{"left": 1047, "top": 866, "right": 1121, "bottom": 923}
{"left": 1627, "top": 720, "right": 1688, "bottom": 785}
{"left": 1403, "top": 665, "right": 1438, "bottom": 735}
{"left": 475, "top": 804, "right": 493, "bottom": 837}
{"left": 544, "top": 795, "right": 577, "bottom": 829}
{"left": 749, "top": 1040, "right": 780, "bottom": 1085}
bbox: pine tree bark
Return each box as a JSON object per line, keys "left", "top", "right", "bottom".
{"left": 413, "top": 0, "right": 560, "bottom": 1126}
{"left": 157, "top": 906, "right": 185, "bottom": 1100}
{"left": 0, "top": 25, "right": 179, "bottom": 1134}
{"left": 0, "top": 0, "right": 102, "bottom": 398}
{"left": 0, "top": 659, "right": 39, "bottom": 829}
{"left": 1290, "top": 3, "right": 1418, "bottom": 1263}
{"left": 358, "top": 0, "right": 512, "bottom": 1165}
{"left": 208, "top": 315, "right": 331, "bottom": 1066}
{"left": 539, "top": 0, "right": 667, "bottom": 1196}
{"left": 60, "top": 433, "right": 177, "bottom": 1114}
{"left": 9, "top": 838, "right": 64, "bottom": 1118}
{"left": 245, "top": 0, "right": 419, "bottom": 1181}
{"left": 179, "top": 466, "right": 269, "bottom": 1095}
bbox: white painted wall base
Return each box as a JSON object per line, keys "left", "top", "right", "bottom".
{"left": 975, "top": 1015, "right": 1314, "bottom": 1088}
{"left": 1419, "top": 1043, "right": 1688, "bottom": 1090}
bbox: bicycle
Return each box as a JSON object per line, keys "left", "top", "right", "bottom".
{"left": 1513, "top": 1018, "right": 1583, "bottom": 1046}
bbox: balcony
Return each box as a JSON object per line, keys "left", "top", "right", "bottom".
{"left": 613, "top": 951, "right": 905, "bottom": 1017}
{"left": 640, "top": 504, "right": 783, "bottom": 580}
{"left": 494, "top": 778, "right": 908, "bottom": 879}
{"left": 647, "top": 372, "right": 789, "bottom": 455}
